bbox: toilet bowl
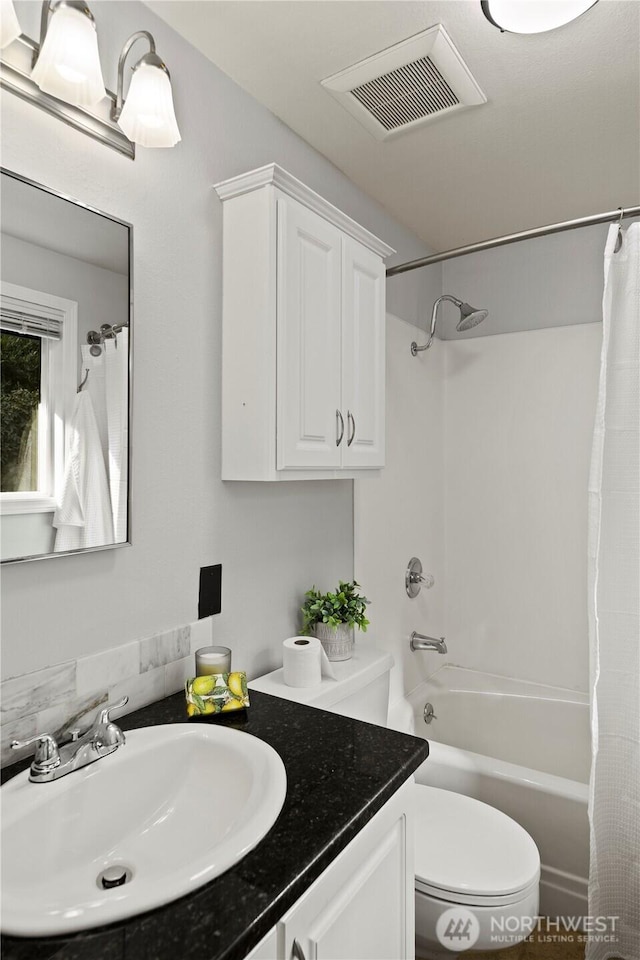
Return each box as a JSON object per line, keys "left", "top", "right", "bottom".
{"left": 250, "top": 648, "right": 540, "bottom": 957}
{"left": 413, "top": 784, "right": 539, "bottom": 958}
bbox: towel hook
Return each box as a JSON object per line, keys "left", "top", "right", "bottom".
{"left": 614, "top": 207, "right": 625, "bottom": 253}
{"left": 77, "top": 368, "right": 89, "bottom": 393}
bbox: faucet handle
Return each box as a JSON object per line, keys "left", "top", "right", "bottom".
{"left": 95, "top": 695, "right": 129, "bottom": 727}
{"left": 91, "top": 696, "right": 129, "bottom": 750}
{"left": 10, "top": 733, "right": 60, "bottom": 772}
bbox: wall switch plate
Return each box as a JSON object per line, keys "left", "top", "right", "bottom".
{"left": 199, "top": 564, "right": 222, "bottom": 618}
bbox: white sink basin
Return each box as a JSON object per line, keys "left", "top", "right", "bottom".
{"left": 1, "top": 723, "right": 287, "bottom": 936}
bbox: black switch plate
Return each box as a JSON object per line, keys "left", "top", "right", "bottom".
{"left": 198, "top": 564, "right": 222, "bottom": 618}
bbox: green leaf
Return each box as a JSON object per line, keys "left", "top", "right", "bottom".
{"left": 300, "top": 579, "right": 371, "bottom": 632}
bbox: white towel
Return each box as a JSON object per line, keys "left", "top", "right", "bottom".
{"left": 53, "top": 391, "right": 114, "bottom": 551}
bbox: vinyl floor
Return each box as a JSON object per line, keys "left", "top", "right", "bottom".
{"left": 465, "top": 927, "right": 586, "bottom": 958}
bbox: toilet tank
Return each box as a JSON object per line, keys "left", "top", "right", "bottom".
{"left": 249, "top": 647, "right": 393, "bottom": 727}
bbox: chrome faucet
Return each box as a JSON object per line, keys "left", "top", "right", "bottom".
{"left": 410, "top": 632, "right": 447, "bottom": 655}
{"left": 11, "top": 696, "right": 129, "bottom": 783}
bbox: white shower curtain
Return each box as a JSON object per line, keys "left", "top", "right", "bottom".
{"left": 104, "top": 329, "right": 129, "bottom": 542}
{"left": 587, "top": 222, "right": 639, "bottom": 960}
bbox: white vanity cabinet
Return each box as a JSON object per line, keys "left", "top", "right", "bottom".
{"left": 214, "top": 164, "right": 394, "bottom": 481}
{"left": 244, "top": 779, "right": 415, "bottom": 960}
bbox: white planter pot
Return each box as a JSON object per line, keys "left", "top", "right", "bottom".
{"left": 312, "top": 623, "right": 354, "bottom": 661}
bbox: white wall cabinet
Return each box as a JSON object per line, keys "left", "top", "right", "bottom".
{"left": 214, "top": 164, "right": 394, "bottom": 481}
{"left": 243, "top": 779, "right": 415, "bottom": 960}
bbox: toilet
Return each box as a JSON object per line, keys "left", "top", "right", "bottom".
{"left": 413, "top": 786, "right": 539, "bottom": 957}
{"left": 250, "top": 646, "right": 540, "bottom": 958}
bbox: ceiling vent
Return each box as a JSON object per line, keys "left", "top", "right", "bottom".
{"left": 321, "top": 25, "right": 486, "bottom": 142}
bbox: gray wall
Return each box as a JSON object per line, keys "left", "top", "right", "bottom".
{"left": 439, "top": 221, "right": 639, "bottom": 339}
{"left": 2, "top": 0, "right": 432, "bottom": 682}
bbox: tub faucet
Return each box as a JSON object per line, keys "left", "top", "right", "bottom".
{"left": 410, "top": 632, "right": 447, "bottom": 655}
{"left": 10, "top": 696, "right": 129, "bottom": 783}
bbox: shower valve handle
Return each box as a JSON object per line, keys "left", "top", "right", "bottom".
{"left": 410, "top": 571, "right": 435, "bottom": 588}
{"left": 406, "top": 557, "right": 434, "bottom": 597}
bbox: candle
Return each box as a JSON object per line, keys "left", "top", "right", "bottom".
{"left": 195, "top": 646, "right": 232, "bottom": 676}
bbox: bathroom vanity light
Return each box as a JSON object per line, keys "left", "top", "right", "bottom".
{"left": 481, "top": 0, "right": 598, "bottom": 34}
{"left": 31, "top": 1, "right": 106, "bottom": 107}
{"left": 0, "top": 0, "right": 21, "bottom": 50}
{"left": 0, "top": 1, "right": 180, "bottom": 157}
{"left": 113, "top": 31, "right": 181, "bottom": 148}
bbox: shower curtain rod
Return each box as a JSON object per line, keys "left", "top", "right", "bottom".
{"left": 86, "top": 320, "right": 129, "bottom": 346}
{"left": 386, "top": 205, "right": 640, "bottom": 277}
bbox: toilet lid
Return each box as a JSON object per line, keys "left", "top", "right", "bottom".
{"left": 414, "top": 785, "right": 540, "bottom": 899}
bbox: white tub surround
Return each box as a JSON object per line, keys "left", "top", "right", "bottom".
{"left": 391, "top": 666, "right": 590, "bottom": 917}
{"left": 444, "top": 323, "right": 601, "bottom": 693}
{"left": 1, "top": 618, "right": 213, "bottom": 767}
{"left": 354, "top": 313, "right": 445, "bottom": 708}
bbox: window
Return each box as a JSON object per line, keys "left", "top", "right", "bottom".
{"left": 0, "top": 282, "right": 77, "bottom": 515}
{"left": 1, "top": 330, "right": 42, "bottom": 491}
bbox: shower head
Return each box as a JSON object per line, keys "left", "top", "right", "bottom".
{"left": 411, "top": 294, "right": 489, "bottom": 355}
{"left": 456, "top": 303, "right": 489, "bottom": 332}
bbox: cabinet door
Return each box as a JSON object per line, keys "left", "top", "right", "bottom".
{"left": 341, "top": 236, "right": 385, "bottom": 469}
{"left": 280, "top": 786, "right": 413, "bottom": 960}
{"left": 277, "top": 198, "right": 343, "bottom": 470}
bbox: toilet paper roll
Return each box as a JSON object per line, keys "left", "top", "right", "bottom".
{"left": 283, "top": 636, "right": 326, "bottom": 687}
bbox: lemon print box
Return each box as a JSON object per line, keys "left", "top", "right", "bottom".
{"left": 186, "top": 672, "right": 250, "bottom": 717}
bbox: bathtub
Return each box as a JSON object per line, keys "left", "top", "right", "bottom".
{"left": 390, "top": 665, "right": 590, "bottom": 917}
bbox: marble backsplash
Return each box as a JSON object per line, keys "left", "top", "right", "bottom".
{"left": 1, "top": 617, "right": 213, "bottom": 767}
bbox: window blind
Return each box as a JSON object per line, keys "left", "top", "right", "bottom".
{"left": 0, "top": 308, "right": 63, "bottom": 341}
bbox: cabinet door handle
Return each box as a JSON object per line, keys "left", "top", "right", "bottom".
{"left": 291, "top": 940, "right": 306, "bottom": 960}
{"left": 347, "top": 410, "right": 356, "bottom": 446}
{"left": 336, "top": 409, "right": 345, "bottom": 446}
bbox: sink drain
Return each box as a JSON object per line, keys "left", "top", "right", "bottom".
{"left": 97, "top": 865, "right": 133, "bottom": 890}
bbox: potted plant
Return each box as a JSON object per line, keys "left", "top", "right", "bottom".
{"left": 301, "top": 580, "right": 370, "bottom": 661}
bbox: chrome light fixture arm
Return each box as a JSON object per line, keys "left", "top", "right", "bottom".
{"left": 111, "top": 28, "right": 180, "bottom": 147}
{"left": 112, "top": 30, "right": 167, "bottom": 122}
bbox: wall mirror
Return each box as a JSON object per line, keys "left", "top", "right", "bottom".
{"left": 0, "top": 169, "right": 132, "bottom": 563}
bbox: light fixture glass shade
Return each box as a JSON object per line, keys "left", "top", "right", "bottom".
{"left": 31, "top": 4, "right": 106, "bottom": 107}
{"left": 0, "top": 0, "right": 21, "bottom": 49}
{"left": 482, "top": 0, "right": 598, "bottom": 34}
{"left": 117, "top": 61, "right": 181, "bottom": 148}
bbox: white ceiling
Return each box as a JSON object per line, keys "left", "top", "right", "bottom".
{"left": 148, "top": 0, "right": 640, "bottom": 253}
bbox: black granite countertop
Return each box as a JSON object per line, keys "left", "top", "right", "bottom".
{"left": 1, "top": 690, "right": 429, "bottom": 960}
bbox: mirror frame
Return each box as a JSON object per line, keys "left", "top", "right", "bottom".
{"left": 1, "top": 167, "right": 133, "bottom": 564}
